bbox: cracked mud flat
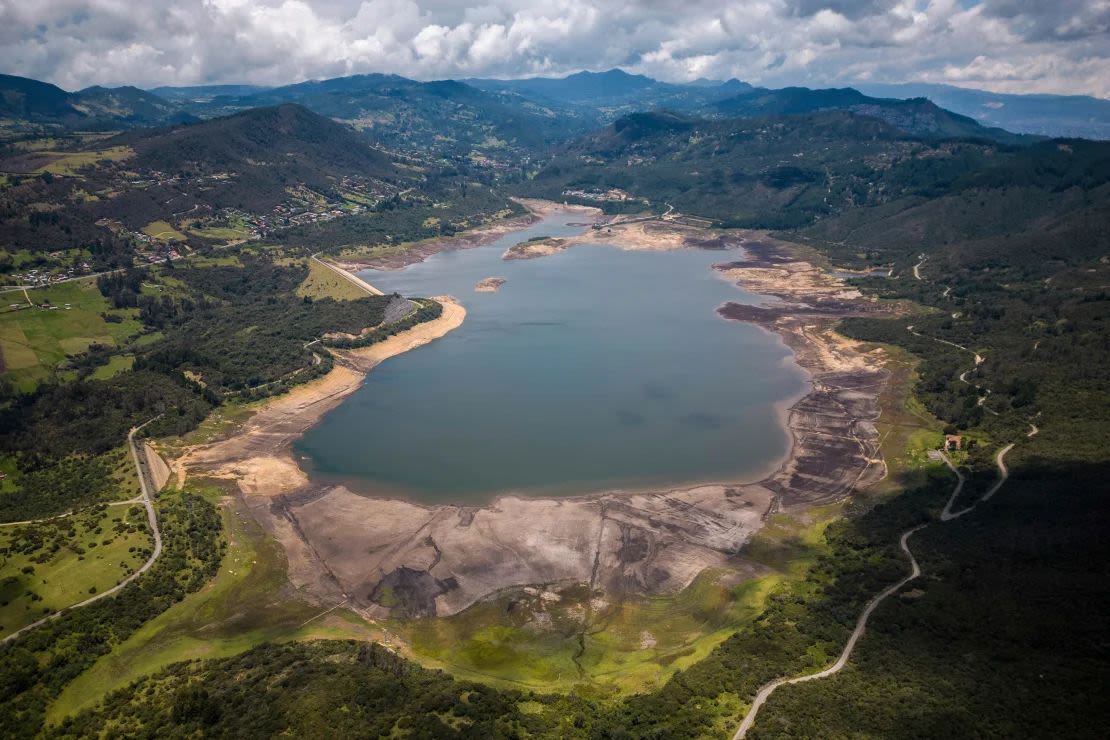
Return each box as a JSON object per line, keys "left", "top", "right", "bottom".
{"left": 170, "top": 214, "right": 891, "bottom": 622}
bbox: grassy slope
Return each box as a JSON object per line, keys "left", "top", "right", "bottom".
{"left": 39, "top": 146, "right": 133, "bottom": 177}
{"left": 46, "top": 480, "right": 380, "bottom": 723}
{"left": 295, "top": 258, "right": 366, "bottom": 301}
{"left": 140, "top": 221, "right": 186, "bottom": 242}
{"left": 0, "top": 504, "right": 151, "bottom": 638}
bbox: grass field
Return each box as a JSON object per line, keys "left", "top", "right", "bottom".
{"left": 860, "top": 343, "right": 946, "bottom": 495}
{"left": 187, "top": 225, "right": 250, "bottom": 241}
{"left": 141, "top": 221, "right": 186, "bottom": 242}
{"left": 39, "top": 146, "right": 133, "bottom": 176}
{"left": 0, "top": 504, "right": 151, "bottom": 639}
{"left": 0, "top": 281, "right": 142, "bottom": 390}
{"left": 88, "top": 353, "right": 134, "bottom": 380}
{"left": 401, "top": 558, "right": 794, "bottom": 696}
{"left": 296, "top": 259, "right": 366, "bottom": 301}
{"left": 46, "top": 481, "right": 381, "bottom": 724}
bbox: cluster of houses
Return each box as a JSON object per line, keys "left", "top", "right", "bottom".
{"left": 126, "top": 170, "right": 233, "bottom": 190}
{"left": 561, "top": 187, "right": 638, "bottom": 202}
{"left": 231, "top": 176, "right": 396, "bottom": 238}
{"left": 10, "top": 262, "right": 93, "bottom": 288}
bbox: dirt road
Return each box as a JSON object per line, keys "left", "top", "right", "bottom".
{"left": 731, "top": 443, "right": 1015, "bottom": 738}
{"left": 1, "top": 418, "right": 164, "bottom": 644}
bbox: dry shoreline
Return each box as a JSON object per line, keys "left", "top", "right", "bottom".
{"left": 168, "top": 202, "right": 891, "bottom": 621}
{"left": 332, "top": 198, "right": 602, "bottom": 272}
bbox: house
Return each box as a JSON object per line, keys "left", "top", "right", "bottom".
{"left": 945, "top": 434, "right": 962, "bottom": 451}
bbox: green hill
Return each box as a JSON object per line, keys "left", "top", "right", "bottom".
{"left": 526, "top": 110, "right": 1107, "bottom": 234}
{"left": 0, "top": 74, "right": 191, "bottom": 128}
{"left": 713, "top": 86, "right": 1030, "bottom": 144}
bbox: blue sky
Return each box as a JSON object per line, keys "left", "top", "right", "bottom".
{"left": 2, "top": 1, "right": 1108, "bottom": 97}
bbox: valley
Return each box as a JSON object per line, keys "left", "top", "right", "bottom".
{"left": 0, "top": 60, "right": 1107, "bottom": 740}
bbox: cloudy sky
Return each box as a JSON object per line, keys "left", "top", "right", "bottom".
{"left": 2, "top": 0, "right": 1108, "bottom": 97}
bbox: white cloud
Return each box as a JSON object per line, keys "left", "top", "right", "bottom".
{"left": 0, "top": 0, "right": 1106, "bottom": 97}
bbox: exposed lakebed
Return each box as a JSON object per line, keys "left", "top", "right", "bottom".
{"left": 295, "top": 213, "right": 808, "bottom": 504}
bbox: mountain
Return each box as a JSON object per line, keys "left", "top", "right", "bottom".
{"left": 467, "top": 68, "right": 750, "bottom": 114}
{"left": 119, "top": 103, "right": 393, "bottom": 174}
{"left": 73, "top": 86, "right": 196, "bottom": 125}
{"left": 106, "top": 103, "right": 402, "bottom": 213}
{"left": 526, "top": 109, "right": 1109, "bottom": 238}
{"left": 172, "top": 73, "right": 594, "bottom": 160}
{"left": 149, "top": 84, "right": 271, "bottom": 102}
{"left": 0, "top": 74, "right": 82, "bottom": 120}
{"left": 469, "top": 69, "right": 660, "bottom": 105}
{"left": 0, "top": 74, "right": 190, "bottom": 128}
{"left": 0, "top": 101, "right": 501, "bottom": 263}
{"left": 855, "top": 82, "right": 1110, "bottom": 140}
{"left": 712, "top": 86, "right": 1031, "bottom": 144}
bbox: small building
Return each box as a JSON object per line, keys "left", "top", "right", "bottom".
{"left": 945, "top": 434, "right": 962, "bottom": 451}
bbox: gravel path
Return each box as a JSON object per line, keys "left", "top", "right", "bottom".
{"left": 732, "top": 442, "right": 1015, "bottom": 738}
{"left": 1, "top": 418, "right": 164, "bottom": 644}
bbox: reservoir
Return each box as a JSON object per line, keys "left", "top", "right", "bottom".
{"left": 294, "top": 213, "right": 808, "bottom": 504}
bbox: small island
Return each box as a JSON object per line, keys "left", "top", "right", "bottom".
{"left": 502, "top": 236, "right": 568, "bottom": 260}
{"left": 475, "top": 276, "right": 506, "bottom": 292}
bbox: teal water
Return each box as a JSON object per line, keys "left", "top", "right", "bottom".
{"left": 294, "top": 213, "right": 808, "bottom": 504}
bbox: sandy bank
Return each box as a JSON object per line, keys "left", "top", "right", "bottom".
{"left": 333, "top": 199, "right": 603, "bottom": 272}
{"left": 513, "top": 197, "right": 601, "bottom": 219}
{"left": 172, "top": 297, "right": 465, "bottom": 497}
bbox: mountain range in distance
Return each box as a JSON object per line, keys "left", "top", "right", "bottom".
{"left": 2, "top": 68, "right": 1109, "bottom": 151}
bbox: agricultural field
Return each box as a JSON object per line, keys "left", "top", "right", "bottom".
{"left": 88, "top": 353, "right": 134, "bottom": 380}
{"left": 0, "top": 280, "right": 143, "bottom": 390}
{"left": 0, "top": 503, "right": 151, "bottom": 639}
{"left": 141, "top": 220, "right": 186, "bottom": 242}
{"left": 186, "top": 218, "right": 251, "bottom": 242}
{"left": 39, "top": 146, "right": 134, "bottom": 177}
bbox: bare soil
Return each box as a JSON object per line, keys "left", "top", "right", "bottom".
{"left": 167, "top": 210, "right": 892, "bottom": 624}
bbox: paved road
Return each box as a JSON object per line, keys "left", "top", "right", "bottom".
{"left": 1, "top": 418, "right": 164, "bottom": 644}
{"left": 732, "top": 443, "right": 1015, "bottom": 738}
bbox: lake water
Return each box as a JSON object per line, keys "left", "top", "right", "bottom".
{"left": 294, "top": 213, "right": 808, "bottom": 504}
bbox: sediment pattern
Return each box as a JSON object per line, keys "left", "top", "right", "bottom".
{"left": 171, "top": 219, "right": 892, "bottom": 620}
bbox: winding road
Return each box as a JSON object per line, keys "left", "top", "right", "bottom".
{"left": 732, "top": 442, "right": 1016, "bottom": 739}
{"left": 1, "top": 418, "right": 164, "bottom": 644}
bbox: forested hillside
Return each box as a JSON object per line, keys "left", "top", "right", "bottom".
{"left": 2, "top": 65, "right": 1108, "bottom": 740}
{"left": 525, "top": 110, "right": 1110, "bottom": 234}
{"left": 712, "top": 86, "right": 1029, "bottom": 143}
{"left": 0, "top": 74, "right": 192, "bottom": 129}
